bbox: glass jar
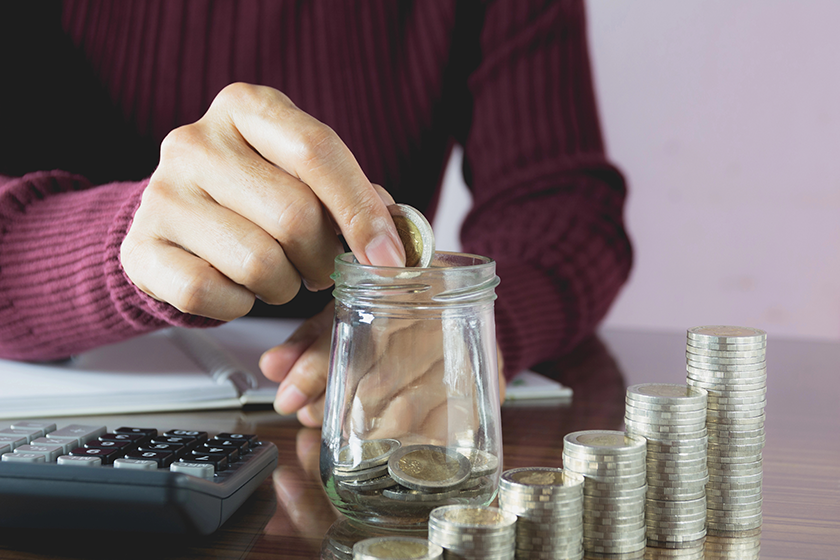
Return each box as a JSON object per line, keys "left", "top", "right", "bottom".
{"left": 320, "top": 252, "right": 502, "bottom": 529}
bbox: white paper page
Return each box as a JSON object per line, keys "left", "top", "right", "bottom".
{"left": 0, "top": 330, "right": 240, "bottom": 419}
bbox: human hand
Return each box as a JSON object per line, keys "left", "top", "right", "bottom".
{"left": 260, "top": 304, "right": 508, "bottom": 431}
{"left": 121, "top": 83, "right": 406, "bottom": 321}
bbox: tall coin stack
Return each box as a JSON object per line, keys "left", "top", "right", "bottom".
{"left": 624, "top": 383, "right": 709, "bottom": 547}
{"left": 684, "top": 326, "right": 766, "bottom": 536}
{"left": 427, "top": 505, "right": 516, "bottom": 560}
{"left": 498, "top": 467, "right": 584, "bottom": 560}
{"left": 562, "top": 430, "right": 647, "bottom": 557}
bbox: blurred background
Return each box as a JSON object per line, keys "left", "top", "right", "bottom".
{"left": 434, "top": 0, "right": 840, "bottom": 342}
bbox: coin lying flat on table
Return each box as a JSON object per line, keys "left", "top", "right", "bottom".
{"left": 388, "top": 204, "right": 435, "bottom": 268}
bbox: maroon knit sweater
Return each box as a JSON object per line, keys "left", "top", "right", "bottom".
{"left": 0, "top": 0, "right": 632, "bottom": 379}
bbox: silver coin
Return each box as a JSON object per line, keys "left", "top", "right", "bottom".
{"left": 684, "top": 353, "right": 766, "bottom": 366}
{"left": 563, "top": 430, "right": 647, "bottom": 457}
{"left": 626, "top": 383, "right": 708, "bottom": 405}
{"left": 335, "top": 439, "right": 401, "bottom": 472}
{"left": 686, "top": 364, "right": 767, "bottom": 378}
{"left": 388, "top": 204, "right": 435, "bottom": 268}
{"left": 338, "top": 473, "right": 398, "bottom": 493}
{"left": 686, "top": 326, "right": 767, "bottom": 344}
{"left": 353, "top": 536, "right": 443, "bottom": 560}
{"left": 382, "top": 484, "right": 459, "bottom": 503}
{"left": 334, "top": 462, "right": 391, "bottom": 482}
{"left": 686, "top": 340, "right": 766, "bottom": 353}
{"left": 388, "top": 444, "right": 471, "bottom": 492}
{"left": 685, "top": 346, "right": 766, "bottom": 358}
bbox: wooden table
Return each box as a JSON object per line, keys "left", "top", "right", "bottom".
{"left": 1, "top": 329, "right": 838, "bottom": 559}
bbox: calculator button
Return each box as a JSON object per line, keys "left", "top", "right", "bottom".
{"left": 16, "top": 444, "right": 63, "bottom": 462}
{"left": 84, "top": 440, "right": 134, "bottom": 452}
{"left": 2, "top": 452, "right": 45, "bottom": 463}
{"left": 184, "top": 452, "right": 228, "bottom": 472}
{"left": 69, "top": 446, "right": 122, "bottom": 465}
{"left": 114, "top": 458, "right": 159, "bottom": 471}
{"left": 0, "top": 428, "right": 43, "bottom": 444}
{"left": 100, "top": 433, "right": 146, "bottom": 446}
{"left": 200, "top": 444, "right": 239, "bottom": 463}
{"left": 151, "top": 436, "right": 198, "bottom": 451}
{"left": 0, "top": 435, "right": 28, "bottom": 451}
{"left": 164, "top": 430, "right": 208, "bottom": 445}
{"left": 0, "top": 443, "right": 10, "bottom": 455}
{"left": 125, "top": 450, "right": 175, "bottom": 468}
{"left": 213, "top": 437, "right": 250, "bottom": 455}
{"left": 50, "top": 425, "right": 106, "bottom": 445}
{"left": 171, "top": 462, "right": 215, "bottom": 480}
{"left": 215, "top": 433, "right": 258, "bottom": 449}
{"left": 139, "top": 442, "right": 185, "bottom": 457}
{"left": 11, "top": 421, "right": 57, "bottom": 435}
{"left": 31, "top": 437, "right": 76, "bottom": 454}
{"left": 114, "top": 428, "right": 158, "bottom": 445}
{"left": 57, "top": 455, "right": 102, "bottom": 467}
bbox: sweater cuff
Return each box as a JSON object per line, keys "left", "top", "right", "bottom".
{"left": 493, "top": 260, "right": 568, "bottom": 381}
{"left": 104, "top": 180, "right": 223, "bottom": 331}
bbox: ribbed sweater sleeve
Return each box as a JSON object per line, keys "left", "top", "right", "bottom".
{"left": 0, "top": 173, "right": 219, "bottom": 361}
{"left": 460, "top": 1, "right": 633, "bottom": 378}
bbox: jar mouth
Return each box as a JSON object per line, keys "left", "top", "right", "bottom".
{"left": 335, "top": 251, "right": 495, "bottom": 272}
{"left": 332, "top": 251, "right": 499, "bottom": 308}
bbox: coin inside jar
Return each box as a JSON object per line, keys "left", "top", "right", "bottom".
{"left": 387, "top": 444, "right": 471, "bottom": 492}
{"left": 388, "top": 203, "right": 435, "bottom": 268}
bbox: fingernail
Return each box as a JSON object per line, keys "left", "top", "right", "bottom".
{"left": 365, "top": 233, "right": 405, "bottom": 267}
{"left": 275, "top": 383, "right": 309, "bottom": 415}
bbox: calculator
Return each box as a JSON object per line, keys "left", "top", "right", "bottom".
{"left": 0, "top": 420, "right": 278, "bottom": 534}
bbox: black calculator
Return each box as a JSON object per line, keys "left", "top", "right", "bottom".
{"left": 0, "top": 420, "right": 278, "bottom": 534}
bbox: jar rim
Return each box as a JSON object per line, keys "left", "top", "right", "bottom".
{"left": 335, "top": 251, "right": 495, "bottom": 272}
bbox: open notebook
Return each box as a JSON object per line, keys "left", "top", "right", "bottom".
{"left": 0, "top": 318, "right": 570, "bottom": 420}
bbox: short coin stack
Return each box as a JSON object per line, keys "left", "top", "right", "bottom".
{"left": 353, "top": 536, "right": 443, "bottom": 560}
{"left": 498, "top": 467, "right": 584, "bottom": 560}
{"left": 684, "top": 326, "right": 766, "bottom": 536}
{"left": 624, "top": 383, "right": 709, "bottom": 547}
{"left": 562, "top": 430, "right": 647, "bottom": 557}
{"left": 427, "top": 505, "right": 517, "bottom": 560}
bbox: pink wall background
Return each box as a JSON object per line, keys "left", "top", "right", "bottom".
{"left": 434, "top": 0, "right": 840, "bottom": 341}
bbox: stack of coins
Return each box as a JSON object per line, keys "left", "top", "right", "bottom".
{"left": 498, "top": 467, "right": 584, "bottom": 560}
{"left": 428, "top": 505, "right": 517, "bottom": 560}
{"left": 624, "top": 383, "right": 709, "bottom": 547}
{"left": 562, "top": 430, "right": 647, "bottom": 557}
{"left": 353, "top": 536, "right": 443, "bottom": 560}
{"left": 684, "top": 326, "right": 766, "bottom": 536}
{"left": 334, "top": 439, "right": 402, "bottom": 495}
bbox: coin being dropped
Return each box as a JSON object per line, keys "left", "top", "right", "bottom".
{"left": 388, "top": 204, "right": 435, "bottom": 268}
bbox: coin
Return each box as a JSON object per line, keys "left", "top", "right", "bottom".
{"left": 388, "top": 204, "right": 435, "bottom": 268}
{"left": 353, "top": 536, "right": 443, "bottom": 560}
{"left": 335, "top": 438, "right": 401, "bottom": 472}
{"left": 686, "top": 326, "right": 767, "bottom": 344}
{"left": 387, "top": 444, "right": 471, "bottom": 492}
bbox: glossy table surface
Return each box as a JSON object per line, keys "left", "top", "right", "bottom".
{"left": 1, "top": 328, "right": 838, "bottom": 559}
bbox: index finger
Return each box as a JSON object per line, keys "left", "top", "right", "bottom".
{"left": 213, "top": 83, "right": 405, "bottom": 267}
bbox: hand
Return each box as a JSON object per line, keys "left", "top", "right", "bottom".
{"left": 260, "top": 305, "right": 508, "bottom": 430}
{"left": 121, "top": 83, "right": 406, "bottom": 321}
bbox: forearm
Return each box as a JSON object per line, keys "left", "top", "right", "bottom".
{"left": 0, "top": 171, "right": 219, "bottom": 361}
